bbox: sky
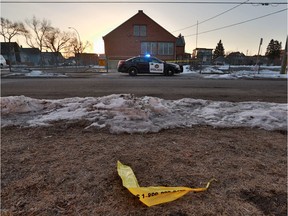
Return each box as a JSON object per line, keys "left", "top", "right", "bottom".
{"left": 1, "top": 0, "right": 287, "bottom": 55}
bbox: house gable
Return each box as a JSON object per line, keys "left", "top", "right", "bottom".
{"left": 103, "top": 10, "right": 176, "bottom": 41}
{"left": 103, "top": 10, "right": 178, "bottom": 61}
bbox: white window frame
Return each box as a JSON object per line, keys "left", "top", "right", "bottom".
{"left": 141, "top": 42, "right": 157, "bottom": 55}
{"left": 158, "top": 42, "right": 174, "bottom": 56}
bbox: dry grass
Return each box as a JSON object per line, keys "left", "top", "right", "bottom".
{"left": 1, "top": 124, "right": 287, "bottom": 215}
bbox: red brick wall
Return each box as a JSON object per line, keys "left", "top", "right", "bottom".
{"left": 103, "top": 10, "right": 177, "bottom": 61}
{"left": 176, "top": 46, "right": 185, "bottom": 59}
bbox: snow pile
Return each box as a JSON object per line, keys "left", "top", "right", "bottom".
{"left": 1, "top": 95, "right": 50, "bottom": 114}
{"left": 1, "top": 94, "right": 287, "bottom": 133}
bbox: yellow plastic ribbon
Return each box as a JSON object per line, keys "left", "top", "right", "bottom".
{"left": 117, "top": 161, "right": 215, "bottom": 207}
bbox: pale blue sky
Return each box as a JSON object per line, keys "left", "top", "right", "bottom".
{"left": 1, "top": 0, "right": 287, "bottom": 55}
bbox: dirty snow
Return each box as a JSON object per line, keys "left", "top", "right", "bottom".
{"left": 1, "top": 94, "right": 287, "bottom": 133}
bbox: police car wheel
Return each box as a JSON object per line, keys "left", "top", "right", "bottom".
{"left": 165, "top": 68, "right": 175, "bottom": 76}
{"left": 128, "top": 67, "right": 138, "bottom": 76}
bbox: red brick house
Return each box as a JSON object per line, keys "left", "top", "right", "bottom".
{"left": 103, "top": 10, "right": 185, "bottom": 68}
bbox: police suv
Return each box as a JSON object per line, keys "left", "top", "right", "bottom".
{"left": 117, "top": 55, "right": 183, "bottom": 76}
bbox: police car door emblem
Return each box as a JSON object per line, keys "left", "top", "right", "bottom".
{"left": 150, "top": 62, "right": 163, "bottom": 73}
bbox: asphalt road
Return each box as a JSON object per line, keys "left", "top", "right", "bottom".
{"left": 1, "top": 73, "right": 287, "bottom": 103}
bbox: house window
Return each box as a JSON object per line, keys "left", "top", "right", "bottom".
{"left": 141, "top": 42, "right": 174, "bottom": 56}
{"left": 141, "top": 42, "right": 157, "bottom": 55}
{"left": 134, "top": 25, "right": 146, "bottom": 36}
{"left": 158, "top": 42, "right": 174, "bottom": 55}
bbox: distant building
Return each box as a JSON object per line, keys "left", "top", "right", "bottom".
{"left": 192, "top": 48, "right": 213, "bottom": 65}
{"left": 213, "top": 56, "right": 227, "bottom": 65}
{"left": 0, "top": 42, "right": 21, "bottom": 64}
{"left": 0, "top": 42, "right": 105, "bottom": 67}
{"left": 75, "top": 53, "right": 99, "bottom": 65}
{"left": 103, "top": 10, "right": 186, "bottom": 68}
{"left": 20, "top": 47, "right": 41, "bottom": 66}
{"left": 42, "top": 52, "right": 65, "bottom": 66}
{"left": 225, "top": 52, "right": 246, "bottom": 65}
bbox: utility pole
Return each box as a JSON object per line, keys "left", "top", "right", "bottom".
{"left": 280, "top": 36, "right": 287, "bottom": 74}
{"left": 256, "top": 38, "right": 263, "bottom": 74}
{"left": 196, "top": 20, "right": 198, "bottom": 49}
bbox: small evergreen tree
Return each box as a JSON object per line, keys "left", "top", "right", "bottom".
{"left": 265, "top": 39, "right": 282, "bottom": 64}
{"left": 213, "top": 40, "right": 225, "bottom": 60}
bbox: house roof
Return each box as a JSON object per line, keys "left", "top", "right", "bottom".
{"left": 226, "top": 52, "right": 245, "bottom": 57}
{"left": 41, "top": 52, "right": 64, "bottom": 58}
{"left": 0, "top": 42, "right": 21, "bottom": 54}
{"left": 21, "top": 47, "right": 41, "bottom": 55}
{"left": 214, "top": 56, "right": 226, "bottom": 62}
{"left": 103, "top": 10, "right": 176, "bottom": 40}
{"left": 194, "top": 48, "right": 213, "bottom": 51}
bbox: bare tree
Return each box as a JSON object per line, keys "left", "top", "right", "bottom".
{"left": 67, "top": 34, "right": 91, "bottom": 65}
{"left": 70, "top": 37, "right": 91, "bottom": 54}
{"left": 0, "top": 17, "right": 28, "bottom": 71}
{"left": 44, "top": 27, "right": 71, "bottom": 66}
{"left": 25, "top": 16, "right": 53, "bottom": 65}
{"left": 63, "top": 37, "right": 80, "bottom": 58}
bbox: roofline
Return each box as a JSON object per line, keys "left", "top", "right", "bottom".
{"left": 103, "top": 11, "right": 139, "bottom": 39}
{"left": 194, "top": 48, "right": 213, "bottom": 50}
{"left": 103, "top": 10, "right": 176, "bottom": 40}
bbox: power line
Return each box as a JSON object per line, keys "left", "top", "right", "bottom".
{"left": 184, "top": 8, "right": 287, "bottom": 37}
{"left": 1, "top": 1, "right": 287, "bottom": 4}
{"left": 172, "top": 0, "right": 250, "bottom": 33}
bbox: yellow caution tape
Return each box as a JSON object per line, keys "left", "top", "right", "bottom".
{"left": 117, "top": 161, "right": 215, "bottom": 207}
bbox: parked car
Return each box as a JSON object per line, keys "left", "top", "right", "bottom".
{"left": 0, "top": 55, "right": 7, "bottom": 68}
{"left": 117, "top": 55, "right": 183, "bottom": 76}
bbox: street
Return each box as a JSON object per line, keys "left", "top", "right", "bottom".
{"left": 1, "top": 73, "right": 287, "bottom": 103}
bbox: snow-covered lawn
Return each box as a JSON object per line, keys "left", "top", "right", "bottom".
{"left": 182, "top": 65, "right": 287, "bottom": 79}
{"left": 1, "top": 69, "right": 67, "bottom": 77}
{"left": 1, "top": 94, "right": 287, "bottom": 133}
{"left": 1, "top": 65, "right": 286, "bottom": 79}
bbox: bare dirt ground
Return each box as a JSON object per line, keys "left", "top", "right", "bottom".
{"left": 1, "top": 123, "right": 287, "bottom": 216}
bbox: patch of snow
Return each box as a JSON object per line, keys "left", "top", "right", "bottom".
{"left": 90, "top": 65, "right": 106, "bottom": 69}
{"left": 182, "top": 65, "right": 287, "bottom": 79}
{"left": 203, "top": 70, "right": 287, "bottom": 79}
{"left": 2, "top": 69, "right": 67, "bottom": 77}
{"left": 1, "top": 94, "right": 287, "bottom": 133}
{"left": 26, "top": 70, "right": 44, "bottom": 76}
{"left": 25, "top": 70, "right": 67, "bottom": 77}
